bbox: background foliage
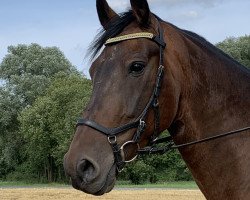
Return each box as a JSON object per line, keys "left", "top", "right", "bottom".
{"left": 0, "top": 35, "right": 249, "bottom": 184}
{"left": 216, "top": 35, "right": 250, "bottom": 68}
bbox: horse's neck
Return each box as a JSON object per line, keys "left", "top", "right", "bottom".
{"left": 172, "top": 35, "right": 250, "bottom": 198}
{"left": 177, "top": 38, "right": 250, "bottom": 140}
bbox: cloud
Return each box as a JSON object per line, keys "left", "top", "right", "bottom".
{"left": 107, "top": 0, "right": 129, "bottom": 12}
{"left": 149, "top": 0, "right": 223, "bottom": 7}
{"left": 107, "top": 0, "right": 224, "bottom": 11}
{"left": 106, "top": 0, "right": 213, "bottom": 24}
{"left": 181, "top": 10, "right": 199, "bottom": 18}
{"left": 171, "top": 10, "right": 200, "bottom": 23}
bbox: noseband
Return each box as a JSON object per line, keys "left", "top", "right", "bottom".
{"left": 77, "top": 23, "right": 166, "bottom": 172}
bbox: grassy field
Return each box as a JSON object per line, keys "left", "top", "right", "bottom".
{"left": 116, "top": 181, "right": 198, "bottom": 189}
{"left": 0, "top": 181, "right": 68, "bottom": 188}
{"left": 0, "top": 188, "right": 205, "bottom": 200}
{"left": 0, "top": 181, "right": 198, "bottom": 189}
{"left": 0, "top": 181, "right": 204, "bottom": 200}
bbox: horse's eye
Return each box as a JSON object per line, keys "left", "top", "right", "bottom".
{"left": 129, "top": 62, "right": 145, "bottom": 75}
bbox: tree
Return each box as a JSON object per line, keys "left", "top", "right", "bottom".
{"left": 0, "top": 43, "right": 76, "bottom": 105}
{"left": 120, "top": 147, "right": 192, "bottom": 184}
{"left": 0, "top": 44, "right": 77, "bottom": 179}
{"left": 216, "top": 35, "right": 250, "bottom": 68}
{"left": 18, "top": 73, "right": 92, "bottom": 182}
{"left": 0, "top": 86, "right": 23, "bottom": 178}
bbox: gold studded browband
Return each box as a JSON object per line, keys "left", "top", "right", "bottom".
{"left": 105, "top": 32, "right": 154, "bottom": 45}
{"left": 105, "top": 32, "right": 166, "bottom": 48}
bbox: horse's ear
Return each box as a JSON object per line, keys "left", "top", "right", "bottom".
{"left": 96, "top": 0, "right": 118, "bottom": 29}
{"left": 130, "top": 0, "right": 150, "bottom": 26}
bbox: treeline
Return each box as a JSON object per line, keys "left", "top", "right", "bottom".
{"left": 0, "top": 44, "right": 89, "bottom": 182}
{"left": 0, "top": 35, "right": 249, "bottom": 184}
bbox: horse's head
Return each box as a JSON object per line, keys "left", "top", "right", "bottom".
{"left": 64, "top": 0, "right": 182, "bottom": 195}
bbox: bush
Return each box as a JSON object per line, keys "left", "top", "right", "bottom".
{"left": 6, "top": 163, "right": 39, "bottom": 183}
{"left": 120, "top": 149, "right": 193, "bottom": 184}
{"left": 126, "top": 160, "right": 153, "bottom": 184}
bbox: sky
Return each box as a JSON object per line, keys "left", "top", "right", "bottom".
{"left": 0, "top": 0, "right": 249, "bottom": 77}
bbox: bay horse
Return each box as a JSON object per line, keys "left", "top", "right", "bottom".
{"left": 64, "top": 0, "right": 250, "bottom": 199}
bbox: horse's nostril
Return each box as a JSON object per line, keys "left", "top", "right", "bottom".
{"left": 77, "top": 159, "right": 97, "bottom": 184}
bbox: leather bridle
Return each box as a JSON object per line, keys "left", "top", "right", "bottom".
{"left": 76, "top": 21, "right": 250, "bottom": 172}
{"left": 77, "top": 23, "right": 166, "bottom": 172}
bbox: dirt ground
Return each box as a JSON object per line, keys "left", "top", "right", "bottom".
{"left": 0, "top": 188, "right": 205, "bottom": 200}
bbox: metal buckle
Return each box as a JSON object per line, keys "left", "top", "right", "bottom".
{"left": 151, "top": 137, "right": 159, "bottom": 144}
{"left": 117, "top": 166, "right": 124, "bottom": 173}
{"left": 153, "top": 99, "right": 159, "bottom": 107}
{"left": 108, "top": 135, "right": 117, "bottom": 144}
{"left": 139, "top": 119, "right": 146, "bottom": 129}
{"left": 159, "top": 65, "right": 164, "bottom": 70}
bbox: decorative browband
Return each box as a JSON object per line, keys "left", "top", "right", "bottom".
{"left": 105, "top": 32, "right": 154, "bottom": 45}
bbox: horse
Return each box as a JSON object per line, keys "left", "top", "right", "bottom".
{"left": 63, "top": 0, "right": 250, "bottom": 199}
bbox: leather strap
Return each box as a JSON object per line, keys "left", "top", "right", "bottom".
{"left": 138, "top": 127, "right": 250, "bottom": 155}
{"left": 77, "top": 118, "right": 139, "bottom": 135}
{"left": 108, "top": 136, "right": 125, "bottom": 172}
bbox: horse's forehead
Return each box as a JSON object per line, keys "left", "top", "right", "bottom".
{"left": 90, "top": 22, "right": 157, "bottom": 76}
{"left": 92, "top": 46, "right": 120, "bottom": 69}
{"left": 95, "top": 40, "right": 141, "bottom": 63}
{"left": 105, "top": 46, "right": 119, "bottom": 61}
{"left": 89, "top": 46, "right": 121, "bottom": 79}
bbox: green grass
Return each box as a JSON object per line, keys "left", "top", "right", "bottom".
{"left": 0, "top": 181, "right": 198, "bottom": 189}
{"left": 0, "top": 181, "right": 69, "bottom": 188}
{"left": 115, "top": 181, "right": 198, "bottom": 189}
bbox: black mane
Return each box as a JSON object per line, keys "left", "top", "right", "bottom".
{"left": 88, "top": 10, "right": 135, "bottom": 59}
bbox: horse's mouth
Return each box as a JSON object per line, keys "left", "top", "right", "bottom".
{"left": 93, "top": 164, "right": 116, "bottom": 196}
{"left": 71, "top": 164, "right": 116, "bottom": 196}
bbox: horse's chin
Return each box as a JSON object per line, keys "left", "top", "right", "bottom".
{"left": 94, "top": 164, "right": 117, "bottom": 196}
{"left": 72, "top": 164, "right": 117, "bottom": 196}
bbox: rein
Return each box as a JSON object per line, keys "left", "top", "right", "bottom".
{"left": 138, "top": 126, "right": 250, "bottom": 155}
